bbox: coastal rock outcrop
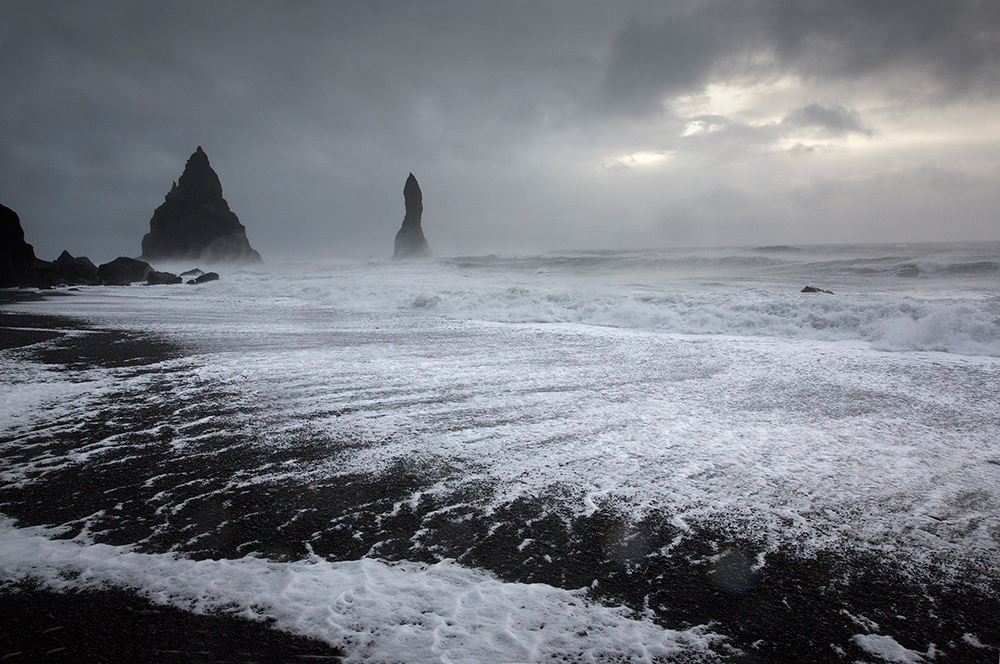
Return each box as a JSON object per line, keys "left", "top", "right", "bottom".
{"left": 98, "top": 257, "right": 154, "bottom": 286}
{"left": 146, "top": 270, "right": 182, "bottom": 285}
{"left": 141, "top": 147, "right": 262, "bottom": 263}
{"left": 2, "top": 204, "right": 175, "bottom": 288}
{"left": 801, "top": 286, "right": 834, "bottom": 294}
{"left": 188, "top": 271, "right": 219, "bottom": 284}
{"left": 39, "top": 251, "right": 100, "bottom": 285}
{"left": 393, "top": 173, "right": 431, "bottom": 258}
{"left": 1, "top": 203, "right": 38, "bottom": 287}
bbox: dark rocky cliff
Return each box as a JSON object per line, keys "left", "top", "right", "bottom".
{"left": 0, "top": 203, "right": 38, "bottom": 287}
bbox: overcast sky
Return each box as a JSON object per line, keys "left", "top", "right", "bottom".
{"left": 2, "top": 1, "right": 999, "bottom": 262}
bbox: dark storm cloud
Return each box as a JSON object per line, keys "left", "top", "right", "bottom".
{"left": 601, "top": 0, "right": 1000, "bottom": 114}
{"left": 601, "top": 4, "right": 735, "bottom": 113}
{"left": 1, "top": 0, "right": 605, "bottom": 148}
{"left": 1, "top": 0, "right": 998, "bottom": 258}
{"left": 0, "top": 0, "right": 619, "bottom": 259}
{"left": 782, "top": 103, "right": 872, "bottom": 137}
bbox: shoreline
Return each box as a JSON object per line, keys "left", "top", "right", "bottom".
{"left": 1, "top": 291, "right": 344, "bottom": 663}
{"left": 0, "top": 581, "right": 343, "bottom": 663}
{"left": 2, "top": 287, "right": 999, "bottom": 662}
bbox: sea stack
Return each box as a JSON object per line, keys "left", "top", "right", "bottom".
{"left": 141, "top": 147, "right": 262, "bottom": 263}
{"left": 0, "top": 203, "right": 38, "bottom": 287}
{"left": 393, "top": 173, "right": 431, "bottom": 258}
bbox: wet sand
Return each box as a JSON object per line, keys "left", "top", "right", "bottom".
{"left": 0, "top": 581, "right": 342, "bottom": 663}
{"left": 1, "top": 289, "right": 343, "bottom": 663}
{"left": 2, "top": 288, "right": 998, "bottom": 663}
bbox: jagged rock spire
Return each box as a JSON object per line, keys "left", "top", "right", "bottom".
{"left": 167, "top": 146, "right": 223, "bottom": 203}
{"left": 141, "top": 147, "right": 261, "bottom": 263}
{"left": 393, "top": 172, "right": 431, "bottom": 258}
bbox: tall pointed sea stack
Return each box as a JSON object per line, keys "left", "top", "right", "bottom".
{"left": 141, "top": 147, "right": 262, "bottom": 263}
{"left": 393, "top": 173, "right": 431, "bottom": 258}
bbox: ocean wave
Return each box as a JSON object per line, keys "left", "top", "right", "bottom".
{"left": 439, "top": 243, "right": 1000, "bottom": 281}
{"left": 287, "top": 270, "right": 999, "bottom": 356}
{"left": 35, "top": 245, "right": 1000, "bottom": 357}
{"left": 194, "top": 257, "right": 1000, "bottom": 357}
{"left": 422, "top": 288, "right": 1000, "bottom": 356}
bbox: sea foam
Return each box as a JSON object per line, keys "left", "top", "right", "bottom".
{"left": 0, "top": 519, "right": 721, "bottom": 663}
{"left": 21, "top": 245, "right": 1000, "bottom": 357}
{"left": 2, "top": 244, "right": 999, "bottom": 660}
{"left": 245, "top": 259, "right": 1000, "bottom": 357}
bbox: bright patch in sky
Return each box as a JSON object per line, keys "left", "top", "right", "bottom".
{"left": 691, "top": 84, "right": 748, "bottom": 116}
{"left": 681, "top": 121, "right": 723, "bottom": 137}
{"left": 604, "top": 150, "right": 671, "bottom": 169}
{"left": 673, "top": 79, "right": 799, "bottom": 121}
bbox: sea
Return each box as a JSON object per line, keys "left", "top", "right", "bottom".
{"left": 1, "top": 242, "right": 999, "bottom": 663}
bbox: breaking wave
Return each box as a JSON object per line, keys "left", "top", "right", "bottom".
{"left": 32, "top": 242, "right": 1000, "bottom": 357}
{"left": 241, "top": 250, "right": 1000, "bottom": 357}
{"left": 375, "top": 285, "right": 1000, "bottom": 356}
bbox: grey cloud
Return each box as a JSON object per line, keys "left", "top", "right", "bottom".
{"left": 0, "top": 1, "right": 621, "bottom": 259}
{"left": 673, "top": 116, "right": 786, "bottom": 162}
{"left": 0, "top": 0, "right": 997, "bottom": 258}
{"left": 769, "top": 0, "right": 999, "bottom": 85}
{"left": 782, "top": 103, "right": 872, "bottom": 136}
{"left": 670, "top": 104, "right": 870, "bottom": 164}
{"left": 600, "top": 5, "right": 736, "bottom": 115}
{"left": 601, "top": 0, "right": 1000, "bottom": 114}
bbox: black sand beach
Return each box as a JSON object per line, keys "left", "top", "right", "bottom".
{"left": 1, "top": 290, "right": 344, "bottom": 663}
{"left": 2, "top": 289, "right": 999, "bottom": 663}
{"left": 0, "top": 581, "right": 342, "bottom": 663}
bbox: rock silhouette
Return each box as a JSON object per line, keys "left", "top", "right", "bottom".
{"left": 188, "top": 271, "right": 220, "bottom": 284}
{"left": 97, "top": 257, "right": 154, "bottom": 285}
{"left": 1, "top": 203, "right": 38, "bottom": 287}
{"left": 39, "top": 251, "right": 100, "bottom": 285}
{"left": 146, "top": 270, "right": 182, "bottom": 285}
{"left": 393, "top": 173, "right": 431, "bottom": 258}
{"left": 141, "top": 147, "right": 262, "bottom": 263}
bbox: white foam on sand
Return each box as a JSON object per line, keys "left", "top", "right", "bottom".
{"left": 0, "top": 519, "right": 722, "bottom": 663}
{"left": 4, "top": 271, "right": 1000, "bottom": 574}
{"left": 851, "top": 633, "right": 932, "bottom": 663}
{"left": 0, "top": 356, "right": 101, "bottom": 436}
{"left": 3, "top": 250, "right": 998, "bottom": 661}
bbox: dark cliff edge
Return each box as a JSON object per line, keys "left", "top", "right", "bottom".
{"left": 0, "top": 203, "right": 38, "bottom": 288}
